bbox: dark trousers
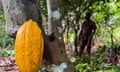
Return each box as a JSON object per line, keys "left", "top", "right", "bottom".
{"left": 78, "top": 36, "right": 92, "bottom": 58}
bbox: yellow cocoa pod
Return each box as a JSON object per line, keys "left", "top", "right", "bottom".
{"left": 15, "top": 19, "right": 44, "bottom": 72}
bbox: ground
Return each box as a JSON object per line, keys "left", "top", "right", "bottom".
{"left": 0, "top": 43, "right": 120, "bottom": 71}
{"left": 0, "top": 56, "right": 19, "bottom": 72}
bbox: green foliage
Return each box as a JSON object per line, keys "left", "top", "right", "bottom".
{"left": 113, "top": 27, "right": 120, "bottom": 41}
{"left": 96, "top": 69, "right": 114, "bottom": 72}
{"left": 113, "top": 65, "right": 120, "bottom": 72}
{"left": 74, "top": 55, "right": 99, "bottom": 71}
{"left": 75, "top": 63, "right": 94, "bottom": 72}
{"left": 74, "top": 43, "right": 120, "bottom": 72}
{"left": 0, "top": 11, "right": 14, "bottom": 57}
{"left": 39, "top": 0, "right": 47, "bottom": 17}
{"left": 0, "top": 11, "right": 5, "bottom": 21}
{"left": 0, "top": 11, "right": 14, "bottom": 50}
{"left": 91, "top": 0, "right": 120, "bottom": 44}
{"left": 39, "top": 0, "right": 120, "bottom": 45}
{"left": 0, "top": 49, "right": 14, "bottom": 58}
{"left": 96, "top": 65, "right": 120, "bottom": 72}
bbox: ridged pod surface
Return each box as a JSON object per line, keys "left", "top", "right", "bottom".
{"left": 15, "top": 19, "right": 44, "bottom": 72}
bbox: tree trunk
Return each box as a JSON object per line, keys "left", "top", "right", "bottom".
{"left": 46, "top": 0, "right": 64, "bottom": 63}
{"left": 0, "top": 0, "right": 3, "bottom": 11}
{"left": 2, "top": 0, "right": 42, "bottom": 38}
{"left": 46, "top": 0, "right": 75, "bottom": 72}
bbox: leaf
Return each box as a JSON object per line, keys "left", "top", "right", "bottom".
{"left": 113, "top": 65, "right": 120, "bottom": 72}
{"left": 75, "top": 63, "right": 87, "bottom": 71}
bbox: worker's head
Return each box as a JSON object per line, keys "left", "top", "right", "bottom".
{"left": 85, "top": 12, "right": 91, "bottom": 20}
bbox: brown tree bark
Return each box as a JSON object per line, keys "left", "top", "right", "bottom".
{"left": 46, "top": 0, "right": 64, "bottom": 64}
{"left": 46, "top": 0, "right": 75, "bottom": 72}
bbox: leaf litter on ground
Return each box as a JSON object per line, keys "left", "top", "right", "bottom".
{"left": 0, "top": 56, "right": 19, "bottom": 72}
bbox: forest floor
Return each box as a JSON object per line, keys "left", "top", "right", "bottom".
{"left": 0, "top": 43, "right": 120, "bottom": 72}
{"left": 0, "top": 56, "right": 19, "bottom": 72}
{"left": 91, "top": 43, "right": 120, "bottom": 64}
